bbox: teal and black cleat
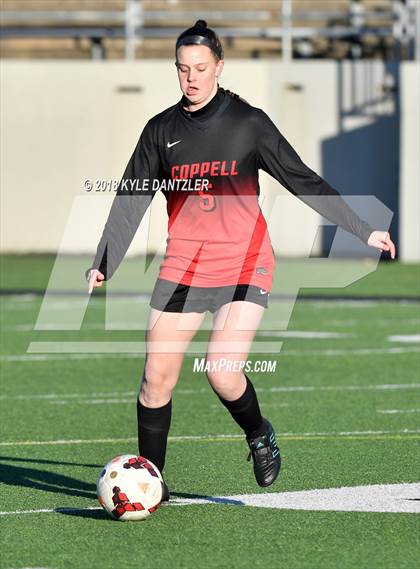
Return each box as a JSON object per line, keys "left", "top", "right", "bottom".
{"left": 246, "top": 419, "right": 281, "bottom": 487}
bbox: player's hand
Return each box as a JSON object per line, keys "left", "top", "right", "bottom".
{"left": 367, "top": 231, "right": 396, "bottom": 259}
{"left": 86, "top": 268, "right": 105, "bottom": 294}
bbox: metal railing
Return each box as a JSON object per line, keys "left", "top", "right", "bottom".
{"left": 0, "top": 0, "right": 418, "bottom": 60}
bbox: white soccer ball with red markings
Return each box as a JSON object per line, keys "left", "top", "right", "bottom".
{"left": 97, "top": 454, "right": 164, "bottom": 521}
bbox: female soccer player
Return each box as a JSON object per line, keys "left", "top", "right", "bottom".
{"left": 87, "top": 21, "right": 395, "bottom": 500}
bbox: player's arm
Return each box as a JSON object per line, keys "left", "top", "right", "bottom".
{"left": 86, "top": 120, "right": 163, "bottom": 293}
{"left": 255, "top": 110, "right": 395, "bottom": 258}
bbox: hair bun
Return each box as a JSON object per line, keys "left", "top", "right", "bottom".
{"left": 176, "top": 20, "right": 223, "bottom": 60}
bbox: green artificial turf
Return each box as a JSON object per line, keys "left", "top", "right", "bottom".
{"left": 1, "top": 254, "right": 419, "bottom": 297}
{"left": 0, "top": 256, "right": 419, "bottom": 569}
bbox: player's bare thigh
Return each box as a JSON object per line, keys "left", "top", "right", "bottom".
{"left": 212, "top": 300, "right": 265, "bottom": 335}
{"left": 140, "top": 308, "right": 206, "bottom": 406}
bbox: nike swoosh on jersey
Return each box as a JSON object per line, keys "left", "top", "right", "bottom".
{"left": 259, "top": 289, "right": 269, "bottom": 295}
{"left": 167, "top": 140, "right": 181, "bottom": 148}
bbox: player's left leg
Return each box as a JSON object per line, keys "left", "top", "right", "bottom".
{"left": 138, "top": 307, "right": 206, "bottom": 502}
{"left": 206, "top": 301, "right": 281, "bottom": 487}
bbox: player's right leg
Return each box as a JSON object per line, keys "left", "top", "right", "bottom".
{"left": 137, "top": 308, "right": 206, "bottom": 500}
{"left": 207, "top": 300, "right": 281, "bottom": 488}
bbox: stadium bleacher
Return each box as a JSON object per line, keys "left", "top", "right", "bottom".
{"left": 0, "top": 0, "right": 416, "bottom": 59}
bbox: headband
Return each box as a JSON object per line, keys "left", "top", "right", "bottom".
{"left": 176, "top": 34, "right": 223, "bottom": 59}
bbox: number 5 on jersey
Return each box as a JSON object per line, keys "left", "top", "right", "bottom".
{"left": 198, "top": 188, "right": 216, "bottom": 212}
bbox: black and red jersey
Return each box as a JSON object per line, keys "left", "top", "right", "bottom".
{"left": 93, "top": 88, "right": 373, "bottom": 289}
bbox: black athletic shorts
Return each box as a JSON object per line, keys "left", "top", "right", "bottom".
{"left": 150, "top": 278, "right": 269, "bottom": 313}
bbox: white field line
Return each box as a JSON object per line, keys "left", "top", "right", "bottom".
{"left": 2, "top": 323, "right": 98, "bottom": 331}
{"left": 0, "top": 390, "right": 137, "bottom": 401}
{"left": 2, "top": 322, "right": 150, "bottom": 332}
{"left": 257, "top": 331, "right": 352, "bottom": 338}
{"left": 1, "top": 346, "right": 419, "bottom": 362}
{"left": 170, "top": 483, "right": 420, "bottom": 514}
{"left": 311, "top": 301, "right": 380, "bottom": 309}
{"left": 0, "top": 429, "right": 419, "bottom": 447}
{"left": 2, "top": 297, "right": 418, "bottom": 317}
{"left": 50, "top": 397, "right": 134, "bottom": 405}
{"left": 210, "top": 403, "right": 290, "bottom": 409}
{"left": 0, "top": 354, "right": 140, "bottom": 362}
{"left": 324, "top": 318, "right": 420, "bottom": 327}
{"left": 281, "top": 347, "right": 420, "bottom": 356}
{"left": 0, "top": 295, "right": 148, "bottom": 305}
{"left": 266, "top": 383, "right": 420, "bottom": 392}
{"left": 1, "top": 294, "right": 38, "bottom": 301}
{"left": 3, "top": 318, "right": 420, "bottom": 332}
{"left": 10, "top": 328, "right": 350, "bottom": 337}
{"left": 1, "top": 326, "right": 351, "bottom": 335}
{"left": 1, "top": 383, "right": 419, "bottom": 403}
{"left": 48, "top": 398, "right": 249, "bottom": 407}
{"left": 0, "top": 483, "right": 419, "bottom": 516}
{"left": 0, "top": 506, "right": 102, "bottom": 516}
{"left": 0, "top": 298, "right": 384, "bottom": 310}
{"left": 51, "top": 400, "right": 289, "bottom": 408}
{"left": 50, "top": 398, "right": 134, "bottom": 405}
{"left": 388, "top": 334, "right": 420, "bottom": 343}
{"left": 310, "top": 300, "right": 418, "bottom": 308}
{"left": 377, "top": 409, "right": 420, "bottom": 415}
{"left": 15, "top": 341, "right": 285, "bottom": 356}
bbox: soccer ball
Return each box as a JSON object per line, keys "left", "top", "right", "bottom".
{"left": 97, "top": 454, "right": 164, "bottom": 521}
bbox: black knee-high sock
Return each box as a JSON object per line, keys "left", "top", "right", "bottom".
{"left": 217, "top": 376, "right": 264, "bottom": 437}
{"left": 137, "top": 398, "right": 172, "bottom": 473}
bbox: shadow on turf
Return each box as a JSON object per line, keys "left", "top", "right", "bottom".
{"left": 0, "top": 455, "right": 98, "bottom": 499}
{"left": 0, "top": 456, "right": 245, "bottom": 514}
{"left": 0, "top": 455, "right": 101, "bottom": 468}
{"left": 57, "top": 507, "right": 109, "bottom": 520}
{"left": 57, "top": 492, "right": 245, "bottom": 521}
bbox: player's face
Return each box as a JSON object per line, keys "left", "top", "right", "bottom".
{"left": 176, "top": 45, "right": 224, "bottom": 110}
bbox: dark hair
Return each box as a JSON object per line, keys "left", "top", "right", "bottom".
{"left": 176, "top": 20, "right": 224, "bottom": 61}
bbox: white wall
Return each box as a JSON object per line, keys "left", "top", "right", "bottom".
{"left": 0, "top": 60, "right": 180, "bottom": 254}
{"left": 1, "top": 59, "right": 415, "bottom": 258}
{"left": 400, "top": 62, "right": 420, "bottom": 262}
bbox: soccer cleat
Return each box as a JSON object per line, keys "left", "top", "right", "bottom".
{"left": 161, "top": 481, "right": 170, "bottom": 502}
{"left": 246, "top": 419, "right": 281, "bottom": 487}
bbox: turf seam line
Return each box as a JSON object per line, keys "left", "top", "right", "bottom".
{"left": 1, "top": 383, "right": 419, "bottom": 401}
{"left": 1, "top": 429, "right": 419, "bottom": 447}
{"left": 2, "top": 347, "right": 419, "bottom": 361}
{"left": 1, "top": 289, "right": 419, "bottom": 302}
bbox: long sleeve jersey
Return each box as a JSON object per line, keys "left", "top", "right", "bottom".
{"left": 92, "top": 87, "right": 373, "bottom": 290}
